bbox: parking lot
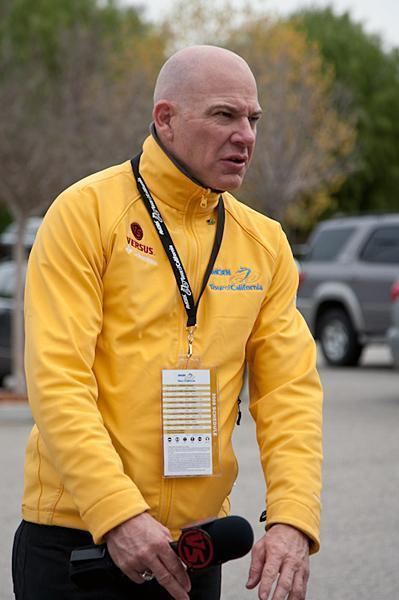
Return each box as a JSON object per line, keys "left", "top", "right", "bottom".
{"left": 1, "top": 346, "right": 398, "bottom": 599}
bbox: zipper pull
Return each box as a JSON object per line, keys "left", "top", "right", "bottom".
{"left": 200, "top": 189, "right": 210, "bottom": 209}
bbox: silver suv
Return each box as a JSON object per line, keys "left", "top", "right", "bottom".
{"left": 297, "top": 214, "right": 399, "bottom": 366}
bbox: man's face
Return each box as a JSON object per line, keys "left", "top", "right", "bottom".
{"left": 166, "top": 70, "right": 262, "bottom": 191}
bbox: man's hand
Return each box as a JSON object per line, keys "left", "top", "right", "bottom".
{"left": 105, "top": 512, "right": 191, "bottom": 600}
{"left": 246, "top": 524, "right": 310, "bottom": 600}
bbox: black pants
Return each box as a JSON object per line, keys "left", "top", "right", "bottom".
{"left": 12, "top": 521, "right": 221, "bottom": 600}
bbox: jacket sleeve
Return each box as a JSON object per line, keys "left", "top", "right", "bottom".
{"left": 24, "top": 187, "right": 150, "bottom": 543}
{"left": 246, "top": 226, "right": 323, "bottom": 554}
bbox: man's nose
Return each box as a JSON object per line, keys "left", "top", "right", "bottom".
{"left": 231, "top": 118, "right": 256, "bottom": 146}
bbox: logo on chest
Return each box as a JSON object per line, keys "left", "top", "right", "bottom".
{"left": 209, "top": 266, "right": 263, "bottom": 291}
{"left": 131, "top": 222, "right": 143, "bottom": 240}
{"left": 125, "top": 222, "right": 157, "bottom": 265}
{"left": 126, "top": 222, "right": 155, "bottom": 256}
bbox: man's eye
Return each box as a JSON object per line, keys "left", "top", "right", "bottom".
{"left": 249, "top": 116, "right": 261, "bottom": 129}
{"left": 217, "top": 111, "right": 232, "bottom": 118}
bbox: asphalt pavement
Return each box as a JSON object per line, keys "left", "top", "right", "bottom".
{"left": 1, "top": 346, "right": 398, "bottom": 599}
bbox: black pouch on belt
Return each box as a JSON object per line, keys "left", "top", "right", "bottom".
{"left": 69, "top": 544, "right": 122, "bottom": 589}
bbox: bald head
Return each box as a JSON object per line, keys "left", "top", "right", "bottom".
{"left": 152, "top": 45, "right": 261, "bottom": 192}
{"left": 153, "top": 45, "right": 256, "bottom": 105}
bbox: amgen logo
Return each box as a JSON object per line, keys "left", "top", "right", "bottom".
{"left": 211, "top": 269, "right": 231, "bottom": 276}
{"left": 209, "top": 266, "right": 263, "bottom": 292}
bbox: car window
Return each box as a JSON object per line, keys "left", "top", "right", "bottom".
{"left": 360, "top": 226, "right": 399, "bottom": 263}
{"left": 305, "top": 227, "right": 355, "bottom": 262}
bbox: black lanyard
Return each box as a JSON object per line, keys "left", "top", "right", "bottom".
{"left": 131, "top": 153, "right": 225, "bottom": 329}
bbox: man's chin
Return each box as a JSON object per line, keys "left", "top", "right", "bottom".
{"left": 212, "top": 174, "right": 245, "bottom": 192}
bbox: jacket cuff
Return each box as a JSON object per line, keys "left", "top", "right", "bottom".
{"left": 82, "top": 488, "right": 151, "bottom": 544}
{"left": 266, "top": 499, "right": 321, "bottom": 554}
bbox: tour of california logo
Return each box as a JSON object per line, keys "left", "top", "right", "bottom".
{"left": 209, "top": 266, "right": 263, "bottom": 291}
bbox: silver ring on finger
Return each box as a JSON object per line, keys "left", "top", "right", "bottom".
{"left": 140, "top": 569, "right": 155, "bottom": 582}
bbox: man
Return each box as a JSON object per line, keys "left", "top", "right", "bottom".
{"left": 13, "top": 45, "right": 322, "bottom": 600}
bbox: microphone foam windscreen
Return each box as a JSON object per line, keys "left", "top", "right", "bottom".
{"left": 201, "top": 515, "right": 254, "bottom": 563}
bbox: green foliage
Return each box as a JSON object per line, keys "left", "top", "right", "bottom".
{"left": 0, "top": 0, "right": 149, "bottom": 75}
{"left": 293, "top": 8, "right": 399, "bottom": 215}
{"left": 0, "top": 0, "right": 165, "bottom": 215}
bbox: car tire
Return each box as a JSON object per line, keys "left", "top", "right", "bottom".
{"left": 318, "top": 308, "right": 363, "bottom": 366}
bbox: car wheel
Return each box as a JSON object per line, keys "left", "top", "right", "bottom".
{"left": 318, "top": 308, "right": 363, "bottom": 366}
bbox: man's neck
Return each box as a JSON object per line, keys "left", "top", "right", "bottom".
{"left": 150, "top": 123, "right": 222, "bottom": 193}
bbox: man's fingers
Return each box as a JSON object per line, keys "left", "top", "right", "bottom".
{"left": 159, "top": 546, "right": 191, "bottom": 592}
{"left": 257, "top": 561, "right": 280, "bottom": 600}
{"left": 246, "top": 539, "right": 267, "bottom": 589}
{"left": 150, "top": 556, "right": 190, "bottom": 600}
{"left": 105, "top": 512, "right": 187, "bottom": 594}
{"left": 287, "top": 568, "right": 308, "bottom": 600}
{"left": 269, "top": 563, "right": 296, "bottom": 600}
{"left": 126, "top": 571, "right": 146, "bottom": 585}
{"left": 114, "top": 559, "right": 148, "bottom": 585}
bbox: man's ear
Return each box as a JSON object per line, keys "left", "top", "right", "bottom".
{"left": 153, "top": 101, "right": 175, "bottom": 142}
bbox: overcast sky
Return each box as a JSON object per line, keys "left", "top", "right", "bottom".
{"left": 127, "top": 0, "right": 399, "bottom": 48}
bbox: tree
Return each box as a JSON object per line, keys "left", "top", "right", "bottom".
{"left": 161, "top": 1, "right": 356, "bottom": 231}
{"left": 159, "top": 0, "right": 251, "bottom": 51}
{"left": 293, "top": 7, "right": 399, "bottom": 216}
{"left": 0, "top": 0, "right": 166, "bottom": 393}
{"left": 230, "top": 20, "right": 357, "bottom": 228}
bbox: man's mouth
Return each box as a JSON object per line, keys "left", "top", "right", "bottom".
{"left": 223, "top": 156, "right": 247, "bottom": 166}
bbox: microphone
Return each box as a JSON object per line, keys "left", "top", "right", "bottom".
{"left": 69, "top": 515, "right": 253, "bottom": 588}
{"left": 172, "top": 515, "right": 254, "bottom": 569}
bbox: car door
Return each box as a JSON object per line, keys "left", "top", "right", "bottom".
{"left": 352, "top": 224, "right": 399, "bottom": 335}
{"left": 297, "top": 225, "right": 356, "bottom": 330}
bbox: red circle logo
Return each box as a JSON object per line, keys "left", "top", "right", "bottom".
{"left": 131, "top": 222, "right": 143, "bottom": 240}
{"left": 177, "top": 528, "right": 214, "bottom": 570}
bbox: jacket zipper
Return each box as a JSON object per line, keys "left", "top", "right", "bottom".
{"left": 200, "top": 188, "right": 211, "bottom": 209}
{"left": 158, "top": 196, "right": 205, "bottom": 528}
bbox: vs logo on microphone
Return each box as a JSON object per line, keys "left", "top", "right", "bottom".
{"left": 177, "top": 529, "right": 214, "bottom": 569}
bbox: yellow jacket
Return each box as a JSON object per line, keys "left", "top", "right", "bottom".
{"left": 22, "top": 134, "right": 323, "bottom": 552}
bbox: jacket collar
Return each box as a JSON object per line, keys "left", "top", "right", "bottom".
{"left": 138, "top": 127, "right": 221, "bottom": 213}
